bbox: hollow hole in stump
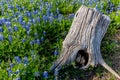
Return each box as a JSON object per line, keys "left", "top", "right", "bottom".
{"left": 75, "top": 50, "right": 89, "bottom": 68}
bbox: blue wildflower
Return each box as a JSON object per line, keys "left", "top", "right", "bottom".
{"left": 56, "top": 8, "right": 59, "bottom": 14}
{"left": 36, "top": 39, "right": 40, "bottom": 45}
{"left": 46, "top": 8, "right": 50, "bottom": 16}
{"left": 18, "top": 15, "right": 23, "bottom": 23}
{"left": 5, "top": 21, "right": 11, "bottom": 27}
{"left": 7, "top": 69, "right": 12, "bottom": 74}
{"left": 14, "top": 25, "right": 18, "bottom": 31}
{"left": 0, "top": 19, "right": 2, "bottom": 26}
{"left": 43, "top": 15, "right": 48, "bottom": 22}
{"left": 32, "top": 18, "right": 36, "bottom": 24}
{"left": 7, "top": 69, "right": 13, "bottom": 76}
{"left": 30, "top": 40, "right": 35, "bottom": 45}
{"left": 54, "top": 49, "right": 59, "bottom": 56}
{"left": 15, "top": 78, "right": 21, "bottom": 80}
{"left": 8, "top": 35, "right": 12, "bottom": 42}
{"left": 40, "top": 36, "right": 44, "bottom": 42}
{"left": 25, "top": 25, "right": 30, "bottom": 31}
{"left": 27, "top": 31, "right": 30, "bottom": 35}
{"left": 27, "top": 11, "right": 31, "bottom": 17}
{"left": 0, "top": 34, "right": 4, "bottom": 41}
{"left": 1, "top": 17, "right": 6, "bottom": 23}
{"left": 8, "top": 27, "right": 12, "bottom": 32}
{"left": 49, "top": 16, "right": 53, "bottom": 24}
{"left": 43, "top": 31, "right": 46, "bottom": 35}
{"left": 95, "top": 4, "right": 99, "bottom": 11}
{"left": 10, "top": 63, "right": 14, "bottom": 68}
{"left": 22, "top": 38, "right": 26, "bottom": 43}
{"left": 34, "top": 71, "right": 40, "bottom": 77}
{"left": 0, "top": 27, "right": 4, "bottom": 32}
{"left": 23, "top": 56, "right": 28, "bottom": 65}
{"left": 68, "top": 13, "right": 75, "bottom": 19}
{"left": 36, "top": 17, "right": 40, "bottom": 23}
{"left": 14, "top": 56, "right": 21, "bottom": 63}
{"left": 27, "top": 22, "right": 31, "bottom": 27}
{"left": 43, "top": 71, "right": 48, "bottom": 78}
{"left": 14, "top": 69, "right": 20, "bottom": 75}
{"left": 33, "top": 10, "right": 38, "bottom": 15}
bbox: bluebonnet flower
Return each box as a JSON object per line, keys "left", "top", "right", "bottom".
{"left": 22, "top": 6, "right": 25, "bottom": 10}
{"left": 7, "top": 69, "right": 12, "bottom": 74}
{"left": 36, "top": 39, "right": 40, "bottom": 45}
{"left": 27, "top": 22, "right": 31, "bottom": 27}
{"left": 5, "top": 21, "right": 11, "bottom": 27}
{"left": 7, "top": 69, "right": 13, "bottom": 76}
{"left": 49, "top": 16, "right": 53, "bottom": 24}
{"left": 14, "top": 25, "right": 18, "bottom": 31}
{"left": 43, "top": 15, "right": 48, "bottom": 22}
{"left": 27, "top": 12, "right": 31, "bottom": 17}
{"left": 30, "top": 40, "right": 35, "bottom": 45}
{"left": 58, "top": 14, "right": 63, "bottom": 22}
{"left": 50, "top": 12, "right": 54, "bottom": 17}
{"left": 10, "top": 63, "right": 14, "bottom": 68}
{"left": 14, "top": 56, "right": 21, "bottom": 63}
{"left": 89, "top": 0, "right": 93, "bottom": 6}
{"left": 0, "top": 27, "right": 4, "bottom": 32}
{"left": 14, "top": 69, "right": 20, "bottom": 75}
{"left": 0, "top": 19, "right": 2, "bottom": 26}
{"left": 56, "top": 8, "right": 59, "bottom": 14}
{"left": 54, "top": 49, "right": 59, "bottom": 56}
{"left": 15, "top": 78, "right": 21, "bottom": 80}
{"left": 32, "top": 18, "right": 36, "bottom": 24}
{"left": 34, "top": 71, "right": 40, "bottom": 77}
{"left": 18, "top": 15, "right": 23, "bottom": 23}
{"left": 43, "top": 71, "right": 48, "bottom": 78}
{"left": 0, "top": 34, "right": 4, "bottom": 41}
{"left": 43, "top": 31, "right": 46, "bottom": 35}
{"left": 95, "top": 4, "right": 99, "bottom": 11}
{"left": 8, "top": 5, "right": 14, "bottom": 10}
{"left": 22, "top": 38, "right": 26, "bottom": 43}
{"left": 25, "top": 25, "right": 30, "bottom": 31}
{"left": 40, "top": 6, "right": 43, "bottom": 12}
{"left": 16, "top": 4, "right": 19, "bottom": 9}
{"left": 33, "top": 10, "right": 38, "bottom": 15}
{"left": 22, "top": 21, "right": 26, "bottom": 28}
{"left": 7, "top": 18, "right": 11, "bottom": 22}
{"left": 1, "top": 17, "right": 6, "bottom": 23}
{"left": 36, "top": 17, "right": 40, "bottom": 23}
{"left": 23, "top": 56, "right": 29, "bottom": 65}
{"left": 46, "top": 8, "right": 50, "bottom": 16}
{"left": 8, "top": 27, "right": 12, "bottom": 32}
{"left": 40, "top": 36, "right": 44, "bottom": 42}
{"left": 8, "top": 35, "right": 12, "bottom": 42}
{"left": 27, "top": 31, "right": 30, "bottom": 35}
{"left": 68, "top": 13, "right": 75, "bottom": 19}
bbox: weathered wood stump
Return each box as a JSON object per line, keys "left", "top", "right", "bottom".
{"left": 51, "top": 5, "right": 120, "bottom": 79}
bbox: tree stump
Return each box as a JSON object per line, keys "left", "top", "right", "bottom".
{"left": 51, "top": 5, "right": 120, "bottom": 79}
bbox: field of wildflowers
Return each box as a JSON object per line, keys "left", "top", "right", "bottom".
{"left": 0, "top": 0, "right": 120, "bottom": 80}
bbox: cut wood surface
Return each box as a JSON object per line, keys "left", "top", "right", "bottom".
{"left": 51, "top": 5, "right": 120, "bottom": 79}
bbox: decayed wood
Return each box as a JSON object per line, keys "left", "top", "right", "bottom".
{"left": 51, "top": 5, "right": 120, "bottom": 79}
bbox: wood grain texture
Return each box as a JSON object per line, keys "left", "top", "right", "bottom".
{"left": 51, "top": 5, "right": 120, "bottom": 79}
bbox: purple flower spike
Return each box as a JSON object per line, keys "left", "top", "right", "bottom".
{"left": 43, "top": 71, "right": 48, "bottom": 78}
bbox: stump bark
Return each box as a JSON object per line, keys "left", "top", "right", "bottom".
{"left": 51, "top": 5, "right": 120, "bottom": 79}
